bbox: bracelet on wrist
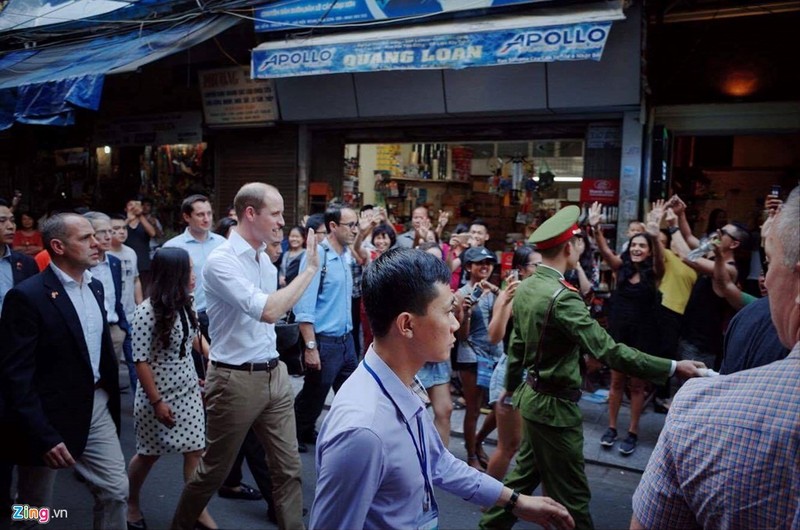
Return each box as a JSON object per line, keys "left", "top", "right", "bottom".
{"left": 504, "top": 490, "right": 520, "bottom": 513}
{"left": 150, "top": 397, "right": 163, "bottom": 407}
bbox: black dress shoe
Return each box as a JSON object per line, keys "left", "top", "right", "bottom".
{"left": 268, "top": 507, "right": 308, "bottom": 524}
{"left": 127, "top": 518, "right": 147, "bottom": 530}
{"left": 298, "top": 430, "right": 318, "bottom": 444}
{"left": 218, "top": 483, "right": 262, "bottom": 500}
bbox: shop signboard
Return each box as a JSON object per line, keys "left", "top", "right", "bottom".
{"left": 254, "top": 0, "right": 552, "bottom": 32}
{"left": 580, "top": 178, "right": 619, "bottom": 204}
{"left": 94, "top": 112, "right": 203, "bottom": 147}
{"left": 253, "top": 20, "right": 614, "bottom": 78}
{"left": 199, "top": 67, "right": 279, "bottom": 127}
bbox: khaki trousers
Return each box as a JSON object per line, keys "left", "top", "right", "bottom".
{"left": 171, "top": 361, "right": 304, "bottom": 530}
{"left": 108, "top": 324, "right": 126, "bottom": 362}
{"left": 15, "top": 389, "right": 128, "bottom": 530}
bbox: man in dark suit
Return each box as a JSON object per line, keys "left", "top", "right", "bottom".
{"left": 0, "top": 213, "right": 127, "bottom": 530}
{"left": 83, "top": 211, "right": 135, "bottom": 393}
{"left": 0, "top": 198, "right": 39, "bottom": 520}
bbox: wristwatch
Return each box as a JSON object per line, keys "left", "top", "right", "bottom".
{"left": 305, "top": 340, "right": 317, "bottom": 350}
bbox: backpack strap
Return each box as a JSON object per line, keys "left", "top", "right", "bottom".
{"left": 317, "top": 245, "right": 329, "bottom": 297}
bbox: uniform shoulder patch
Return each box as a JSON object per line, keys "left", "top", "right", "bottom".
{"left": 559, "top": 279, "right": 579, "bottom": 292}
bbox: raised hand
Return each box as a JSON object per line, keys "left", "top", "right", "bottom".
{"left": 667, "top": 194, "right": 686, "bottom": 216}
{"left": 588, "top": 202, "right": 603, "bottom": 227}
{"left": 665, "top": 208, "right": 678, "bottom": 226}
{"left": 648, "top": 199, "right": 666, "bottom": 225}
{"left": 358, "top": 209, "right": 376, "bottom": 233}
{"left": 437, "top": 209, "right": 451, "bottom": 229}
{"left": 304, "top": 228, "right": 320, "bottom": 271}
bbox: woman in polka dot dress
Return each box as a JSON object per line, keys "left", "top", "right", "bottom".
{"left": 126, "top": 247, "right": 217, "bottom": 530}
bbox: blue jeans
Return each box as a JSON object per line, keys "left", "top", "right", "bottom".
{"left": 294, "top": 333, "right": 357, "bottom": 439}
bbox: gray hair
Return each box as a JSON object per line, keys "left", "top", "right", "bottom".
{"left": 42, "top": 213, "right": 83, "bottom": 256}
{"left": 776, "top": 186, "right": 799, "bottom": 267}
{"left": 82, "top": 211, "right": 111, "bottom": 225}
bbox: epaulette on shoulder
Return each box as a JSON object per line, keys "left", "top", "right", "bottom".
{"left": 559, "top": 279, "right": 579, "bottom": 293}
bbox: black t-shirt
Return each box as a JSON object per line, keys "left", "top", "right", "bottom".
{"left": 720, "top": 296, "right": 789, "bottom": 374}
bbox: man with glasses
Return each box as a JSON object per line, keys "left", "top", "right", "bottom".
{"left": 479, "top": 206, "right": 704, "bottom": 530}
{"left": 83, "top": 212, "right": 132, "bottom": 391}
{"left": 668, "top": 196, "right": 751, "bottom": 370}
{"left": 293, "top": 205, "right": 359, "bottom": 453}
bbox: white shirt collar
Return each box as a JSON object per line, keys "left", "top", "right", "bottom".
{"left": 229, "top": 229, "right": 266, "bottom": 258}
{"left": 50, "top": 261, "right": 93, "bottom": 287}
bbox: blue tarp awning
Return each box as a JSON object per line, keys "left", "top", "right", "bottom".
{"left": 0, "top": 15, "right": 239, "bottom": 129}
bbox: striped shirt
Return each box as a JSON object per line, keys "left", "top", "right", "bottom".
{"left": 632, "top": 342, "right": 800, "bottom": 530}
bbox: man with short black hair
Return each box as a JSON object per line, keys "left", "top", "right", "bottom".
{"left": 311, "top": 248, "right": 574, "bottom": 530}
{"left": 480, "top": 206, "right": 704, "bottom": 530}
{"left": 0, "top": 197, "right": 39, "bottom": 520}
{"left": 293, "top": 205, "right": 359, "bottom": 453}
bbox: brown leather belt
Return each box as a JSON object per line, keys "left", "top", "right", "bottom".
{"left": 526, "top": 373, "right": 582, "bottom": 403}
{"left": 211, "top": 358, "right": 279, "bottom": 372}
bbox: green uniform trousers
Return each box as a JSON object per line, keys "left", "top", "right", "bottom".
{"left": 479, "top": 418, "right": 594, "bottom": 530}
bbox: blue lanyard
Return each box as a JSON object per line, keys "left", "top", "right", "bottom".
{"left": 363, "top": 360, "right": 436, "bottom": 513}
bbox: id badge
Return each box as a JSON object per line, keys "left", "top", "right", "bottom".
{"left": 418, "top": 509, "right": 439, "bottom": 530}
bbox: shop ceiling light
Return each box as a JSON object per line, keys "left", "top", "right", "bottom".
{"left": 553, "top": 176, "right": 583, "bottom": 182}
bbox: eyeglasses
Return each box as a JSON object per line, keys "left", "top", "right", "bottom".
{"left": 315, "top": 230, "right": 327, "bottom": 235}
{"left": 719, "top": 228, "right": 739, "bottom": 242}
{"left": 339, "top": 221, "right": 358, "bottom": 230}
{"left": 526, "top": 261, "right": 541, "bottom": 268}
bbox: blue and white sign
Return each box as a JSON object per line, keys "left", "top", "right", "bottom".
{"left": 253, "top": 20, "right": 614, "bottom": 78}
{"left": 255, "top": 0, "right": 550, "bottom": 33}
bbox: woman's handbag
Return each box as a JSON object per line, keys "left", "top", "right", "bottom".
{"left": 275, "top": 311, "right": 303, "bottom": 375}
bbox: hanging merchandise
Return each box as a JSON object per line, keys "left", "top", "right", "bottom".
{"left": 538, "top": 159, "right": 555, "bottom": 190}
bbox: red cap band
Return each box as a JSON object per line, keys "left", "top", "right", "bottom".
{"left": 534, "top": 223, "right": 581, "bottom": 250}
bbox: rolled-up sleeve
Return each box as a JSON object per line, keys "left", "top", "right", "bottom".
{"left": 310, "top": 427, "right": 384, "bottom": 530}
{"left": 293, "top": 248, "right": 321, "bottom": 324}
{"left": 203, "top": 253, "right": 269, "bottom": 322}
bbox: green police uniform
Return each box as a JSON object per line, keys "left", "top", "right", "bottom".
{"left": 480, "top": 207, "right": 673, "bottom": 530}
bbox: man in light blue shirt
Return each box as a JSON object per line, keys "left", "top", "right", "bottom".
{"left": 310, "top": 248, "right": 574, "bottom": 530}
{"left": 293, "top": 205, "right": 358, "bottom": 453}
{"left": 163, "top": 194, "right": 225, "bottom": 338}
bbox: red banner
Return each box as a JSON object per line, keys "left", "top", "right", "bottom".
{"left": 580, "top": 179, "right": 619, "bottom": 204}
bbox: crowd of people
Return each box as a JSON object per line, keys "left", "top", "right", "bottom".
{"left": 0, "top": 181, "right": 797, "bottom": 530}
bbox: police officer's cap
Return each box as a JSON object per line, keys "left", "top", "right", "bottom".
{"left": 528, "top": 205, "right": 582, "bottom": 250}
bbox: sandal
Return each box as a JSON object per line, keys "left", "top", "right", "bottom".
{"left": 467, "top": 455, "right": 485, "bottom": 472}
{"left": 475, "top": 442, "right": 490, "bottom": 469}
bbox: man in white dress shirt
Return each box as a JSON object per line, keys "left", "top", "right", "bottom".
{"left": 172, "top": 183, "right": 318, "bottom": 530}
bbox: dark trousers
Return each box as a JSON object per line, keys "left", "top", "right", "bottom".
{"left": 222, "top": 429, "right": 275, "bottom": 507}
{"left": 294, "top": 334, "right": 357, "bottom": 439}
{"left": 480, "top": 419, "right": 594, "bottom": 530}
{"left": 351, "top": 297, "right": 361, "bottom": 356}
{"left": 656, "top": 305, "right": 683, "bottom": 399}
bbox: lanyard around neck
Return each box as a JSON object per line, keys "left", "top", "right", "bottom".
{"left": 363, "top": 359, "right": 436, "bottom": 513}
